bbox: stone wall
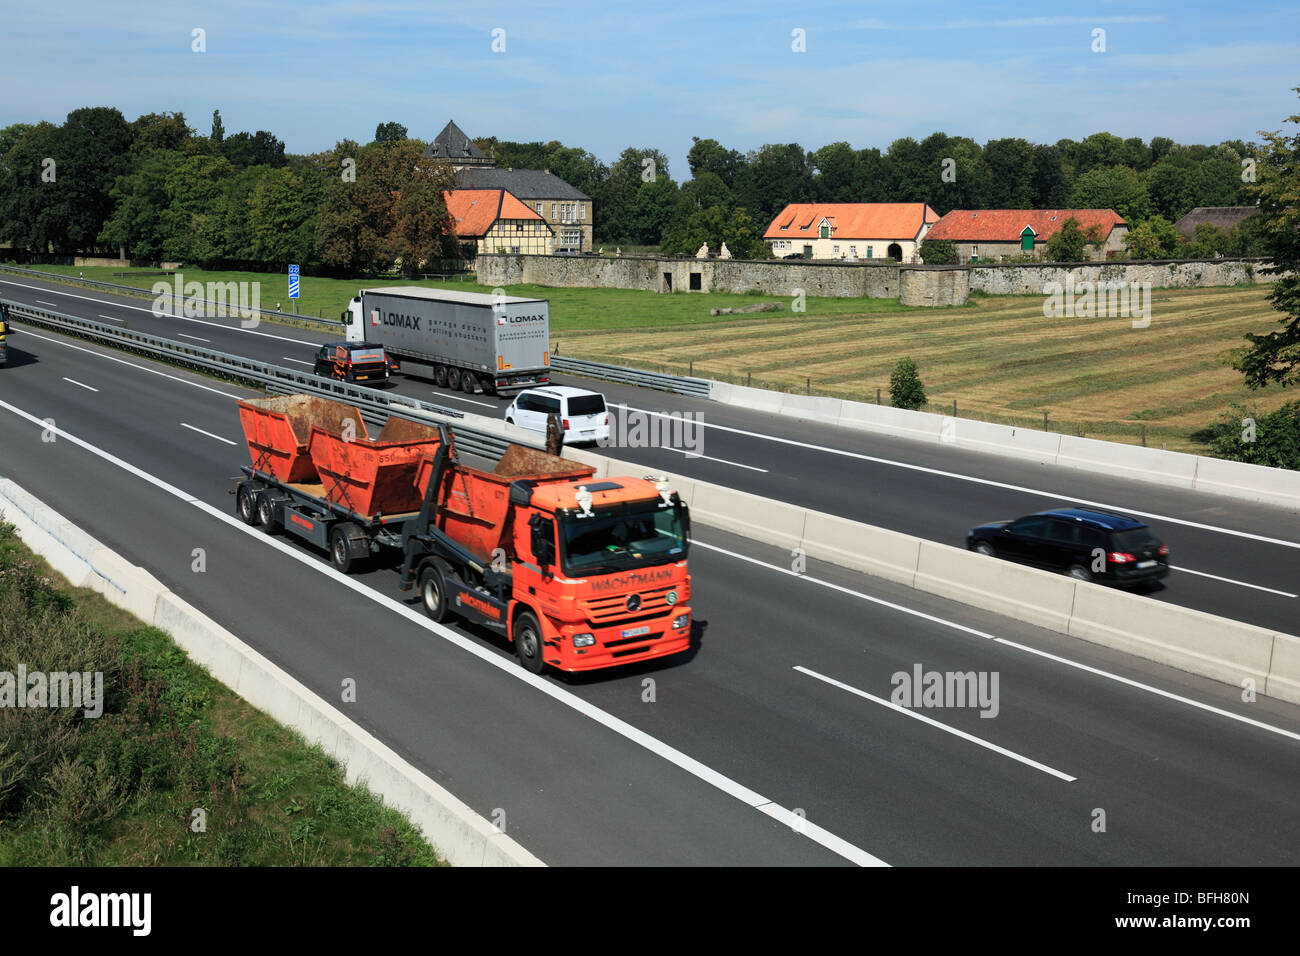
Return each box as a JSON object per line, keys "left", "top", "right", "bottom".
{"left": 476, "top": 253, "right": 1276, "bottom": 308}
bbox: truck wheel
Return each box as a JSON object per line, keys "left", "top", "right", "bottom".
{"left": 446, "top": 367, "right": 461, "bottom": 390}
{"left": 418, "top": 563, "right": 449, "bottom": 623}
{"left": 513, "top": 611, "right": 547, "bottom": 674}
{"left": 329, "top": 522, "right": 369, "bottom": 574}
{"left": 236, "top": 484, "right": 260, "bottom": 525}
{"left": 255, "top": 491, "right": 281, "bottom": 533}
{"left": 434, "top": 364, "right": 448, "bottom": 387}
{"left": 462, "top": 373, "right": 478, "bottom": 395}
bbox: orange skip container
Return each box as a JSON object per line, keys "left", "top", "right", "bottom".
{"left": 307, "top": 415, "right": 444, "bottom": 516}
{"left": 237, "top": 395, "right": 368, "bottom": 483}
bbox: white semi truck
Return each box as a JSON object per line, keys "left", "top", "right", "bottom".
{"left": 343, "top": 286, "right": 550, "bottom": 395}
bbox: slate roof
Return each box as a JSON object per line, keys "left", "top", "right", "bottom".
{"left": 1172, "top": 206, "right": 1258, "bottom": 238}
{"left": 456, "top": 166, "right": 590, "bottom": 201}
{"left": 426, "top": 120, "right": 490, "bottom": 162}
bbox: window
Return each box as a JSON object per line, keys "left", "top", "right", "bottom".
{"left": 849, "top": 245, "right": 856, "bottom": 256}
{"left": 1045, "top": 520, "right": 1080, "bottom": 544}
{"left": 516, "top": 223, "right": 523, "bottom": 232}
{"left": 551, "top": 203, "right": 557, "bottom": 218}
{"left": 537, "top": 203, "right": 543, "bottom": 215}
{"left": 833, "top": 245, "right": 839, "bottom": 254}
{"left": 579, "top": 202, "right": 586, "bottom": 219}
{"left": 1009, "top": 517, "right": 1049, "bottom": 538}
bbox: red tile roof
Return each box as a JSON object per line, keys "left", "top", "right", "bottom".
{"left": 763, "top": 203, "right": 939, "bottom": 240}
{"left": 443, "top": 188, "right": 546, "bottom": 238}
{"left": 925, "top": 209, "right": 1127, "bottom": 242}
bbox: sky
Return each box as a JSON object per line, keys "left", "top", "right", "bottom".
{"left": 2, "top": 0, "right": 1298, "bottom": 178}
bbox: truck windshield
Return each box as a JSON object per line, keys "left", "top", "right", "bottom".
{"left": 559, "top": 504, "right": 687, "bottom": 574}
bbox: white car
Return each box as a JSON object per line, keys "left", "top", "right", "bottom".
{"left": 505, "top": 386, "right": 610, "bottom": 446}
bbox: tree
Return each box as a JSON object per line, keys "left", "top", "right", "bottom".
{"left": 918, "top": 238, "right": 958, "bottom": 264}
{"left": 130, "top": 111, "right": 192, "bottom": 154}
{"left": 1194, "top": 402, "right": 1300, "bottom": 469}
{"left": 1124, "top": 215, "right": 1182, "bottom": 259}
{"left": 889, "top": 357, "right": 927, "bottom": 410}
{"left": 1234, "top": 89, "right": 1300, "bottom": 389}
{"left": 1043, "top": 218, "right": 1096, "bottom": 262}
{"left": 687, "top": 137, "right": 744, "bottom": 187}
{"left": 1031, "top": 144, "right": 1069, "bottom": 207}
{"left": 661, "top": 205, "right": 763, "bottom": 259}
{"left": 210, "top": 109, "right": 224, "bottom": 144}
{"left": 1068, "top": 165, "right": 1151, "bottom": 222}
{"left": 812, "top": 141, "right": 857, "bottom": 202}
{"left": 598, "top": 147, "right": 669, "bottom": 243}
{"left": 983, "top": 138, "right": 1036, "bottom": 208}
{"left": 732, "top": 143, "right": 813, "bottom": 225}
{"left": 222, "top": 130, "right": 286, "bottom": 168}
{"left": 44, "top": 107, "right": 134, "bottom": 252}
{"left": 679, "top": 171, "right": 731, "bottom": 211}
{"left": 630, "top": 174, "right": 679, "bottom": 245}
{"left": 97, "top": 149, "right": 187, "bottom": 258}
{"left": 374, "top": 121, "right": 408, "bottom": 144}
{"left": 1142, "top": 153, "right": 1202, "bottom": 221}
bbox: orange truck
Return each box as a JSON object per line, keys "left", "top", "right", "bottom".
{"left": 233, "top": 394, "right": 693, "bottom": 673}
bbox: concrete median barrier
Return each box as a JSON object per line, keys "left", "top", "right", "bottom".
{"left": 690, "top": 481, "right": 808, "bottom": 550}
{"left": 1055, "top": 435, "right": 1198, "bottom": 488}
{"left": 801, "top": 511, "right": 920, "bottom": 587}
{"left": 953, "top": 418, "right": 1062, "bottom": 464}
{"left": 1066, "top": 583, "right": 1276, "bottom": 689}
{"left": 836, "top": 400, "right": 943, "bottom": 443}
{"left": 914, "top": 541, "right": 1078, "bottom": 632}
{"left": 1265, "top": 633, "right": 1300, "bottom": 705}
{"left": 1192, "top": 455, "right": 1300, "bottom": 510}
{"left": 778, "top": 392, "right": 844, "bottom": 425}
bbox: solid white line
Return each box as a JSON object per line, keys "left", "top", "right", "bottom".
{"left": 178, "top": 333, "right": 210, "bottom": 343}
{"left": 438, "top": 392, "right": 498, "bottom": 409}
{"left": 0, "top": 397, "right": 887, "bottom": 867}
{"left": 62, "top": 377, "right": 99, "bottom": 393}
{"left": 795, "top": 666, "right": 1077, "bottom": 782}
{"left": 180, "top": 422, "right": 237, "bottom": 445}
{"left": 282, "top": 356, "right": 314, "bottom": 366}
{"left": 15, "top": 328, "right": 244, "bottom": 400}
{"left": 693, "top": 540, "right": 1300, "bottom": 745}
{"left": 664, "top": 447, "right": 769, "bottom": 472}
{"left": 36, "top": 300, "right": 59, "bottom": 307}
{"left": 97, "top": 314, "right": 123, "bottom": 323}
{"left": 0, "top": 279, "right": 319, "bottom": 345}
{"left": 1172, "top": 565, "right": 1297, "bottom": 598}
{"left": 614, "top": 403, "right": 1300, "bottom": 552}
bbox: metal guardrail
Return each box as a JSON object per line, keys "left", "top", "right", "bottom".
{"left": 0, "top": 263, "right": 345, "bottom": 330}
{"left": 2, "top": 298, "right": 517, "bottom": 462}
{"left": 550, "top": 355, "right": 712, "bottom": 397}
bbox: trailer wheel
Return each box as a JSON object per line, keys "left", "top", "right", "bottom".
{"left": 513, "top": 611, "right": 547, "bottom": 674}
{"left": 329, "top": 522, "right": 369, "bottom": 574}
{"left": 255, "top": 491, "right": 280, "bottom": 533}
{"left": 418, "top": 563, "right": 449, "bottom": 623}
{"left": 446, "top": 367, "right": 461, "bottom": 390}
{"left": 434, "top": 364, "right": 448, "bottom": 387}
{"left": 236, "top": 484, "right": 260, "bottom": 525}
{"left": 462, "top": 373, "right": 478, "bottom": 395}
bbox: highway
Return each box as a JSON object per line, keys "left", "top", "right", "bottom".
{"left": 1, "top": 313, "right": 1298, "bottom": 864}
{"left": 3, "top": 272, "right": 1298, "bottom": 635}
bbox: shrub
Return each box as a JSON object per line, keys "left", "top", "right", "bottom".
{"left": 889, "top": 357, "right": 927, "bottom": 410}
{"left": 1192, "top": 401, "right": 1300, "bottom": 469}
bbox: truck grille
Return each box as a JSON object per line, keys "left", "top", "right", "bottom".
{"left": 582, "top": 585, "right": 677, "bottom": 624}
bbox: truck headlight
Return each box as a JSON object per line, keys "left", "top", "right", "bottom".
{"left": 573, "top": 633, "right": 595, "bottom": 647}
{"left": 665, "top": 590, "right": 678, "bottom": 606}
{"left": 672, "top": 614, "right": 689, "bottom": 630}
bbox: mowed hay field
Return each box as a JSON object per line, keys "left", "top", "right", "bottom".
{"left": 558, "top": 284, "right": 1294, "bottom": 453}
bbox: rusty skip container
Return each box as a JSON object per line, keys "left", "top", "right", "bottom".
{"left": 415, "top": 444, "right": 596, "bottom": 561}
{"left": 308, "top": 415, "right": 444, "bottom": 516}
{"left": 237, "top": 395, "right": 369, "bottom": 483}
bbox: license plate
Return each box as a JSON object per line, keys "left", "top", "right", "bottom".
{"left": 356, "top": 375, "right": 369, "bottom": 380}
{"left": 620, "top": 625, "right": 650, "bottom": 638}
{"left": 1137, "top": 560, "right": 1157, "bottom": 568}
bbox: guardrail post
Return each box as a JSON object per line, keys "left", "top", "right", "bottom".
{"left": 1141, "top": 423, "right": 1146, "bottom": 447}
{"left": 876, "top": 387, "right": 881, "bottom": 405}
{"left": 747, "top": 371, "right": 751, "bottom": 386}
{"left": 806, "top": 377, "right": 810, "bottom": 395}
{"left": 1043, "top": 410, "right": 1049, "bottom": 430}
{"left": 952, "top": 399, "right": 957, "bottom": 417}
{"left": 689, "top": 359, "right": 693, "bottom": 376}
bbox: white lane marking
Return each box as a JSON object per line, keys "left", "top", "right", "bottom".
{"left": 795, "top": 666, "right": 1076, "bottom": 782}
{"left": 661, "top": 447, "right": 768, "bottom": 472}
{"left": 180, "top": 422, "right": 237, "bottom": 445}
{"left": 437, "top": 392, "right": 497, "bottom": 409}
{"left": 36, "top": 299, "right": 59, "bottom": 307}
{"left": 1172, "top": 565, "right": 1297, "bottom": 598}
{"left": 62, "top": 377, "right": 99, "bottom": 393}
{"left": 178, "top": 333, "right": 210, "bottom": 343}
{"left": 1, "top": 279, "right": 319, "bottom": 345}
{"left": 16, "top": 328, "right": 244, "bottom": 400}
{"left": 97, "top": 314, "right": 123, "bottom": 323}
{"left": 0, "top": 398, "right": 886, "bottom": 867}
{"left": 282, "top": 357, "right": 314, "bottom": 366}
{"left": 613, "top": 403, "right": 1300, "bottom": 553}
{"left": 694, "top": 540, "right": 1300, "bottom": 745}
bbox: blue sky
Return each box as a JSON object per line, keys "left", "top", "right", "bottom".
{"left": 3, "top": 1, "right": 1298, "bottom": 178}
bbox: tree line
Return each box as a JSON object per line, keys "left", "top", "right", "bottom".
{"left": 0, "top": 107, "right": 1268, "bottom": 271}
